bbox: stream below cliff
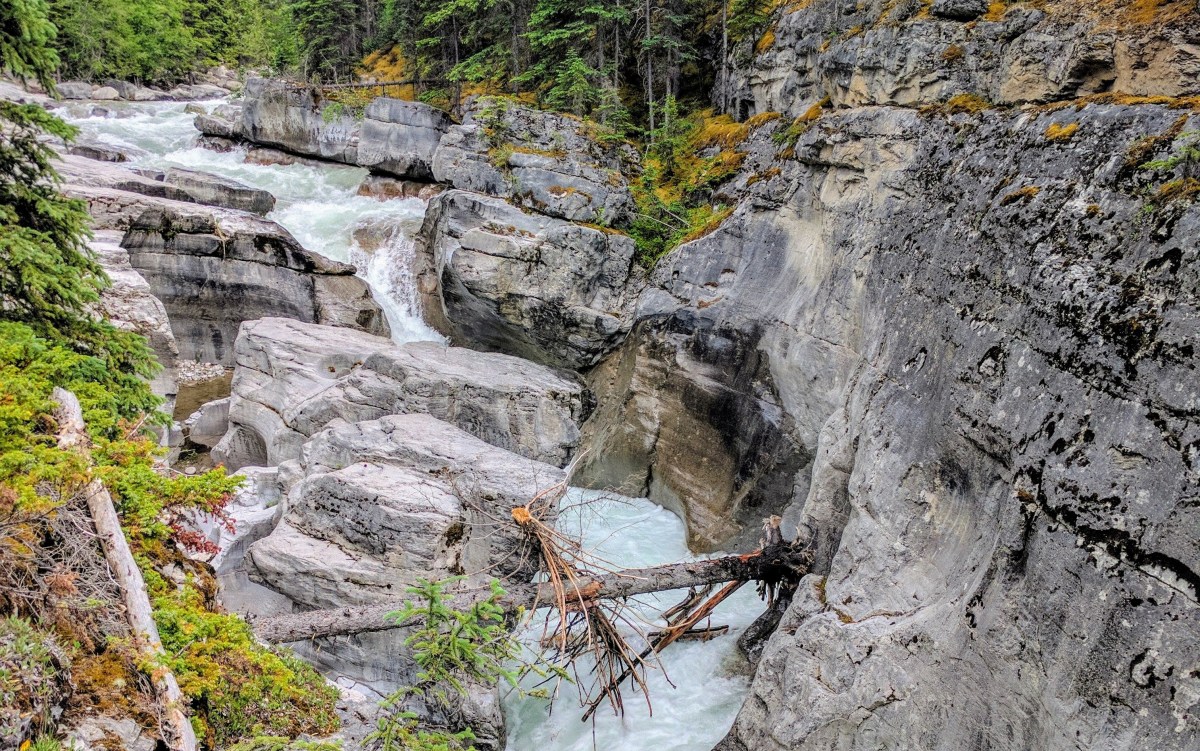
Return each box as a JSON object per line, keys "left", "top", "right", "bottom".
{"left": 61, "top": 100, "right": 440, "bottom": 344}
{"left": 64, "top": 100, "right": 759, "bottom": 751}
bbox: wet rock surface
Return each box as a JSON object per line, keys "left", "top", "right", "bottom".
{"left": 212, "top": 317, "right": 586, "bottom": 471}
{"left": 121, "top": 204, "right": 388, "bottom": 364}
{"left": 415, "top": 189, "right": 643, "bottom": 369}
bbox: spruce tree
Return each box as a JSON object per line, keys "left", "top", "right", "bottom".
{"left": 0, "top": 0, "right": 159, "bottom": 415}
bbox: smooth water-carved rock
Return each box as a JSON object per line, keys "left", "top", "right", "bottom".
{"left": 241, "top": 78, "right": 360, "bottom": 164}
{"left": 415, "top": 189, "right": 643, "bottom": 369}
{"left": 432, "top": 97, "right": 637, "bottom": 225}
{"left": 357, "top": 97, "right": 451, "bottom": 181}
{"left": 242, "top": 414, "right": 563, "bottom": 747}
{"left": 161, "top": 167, "right": 275, "bottom": 215}
{"left": 121, "top": 205, "right": 388, "bottom": 364}
{"left": 58, "top": 154, "right": 275, "bottom": 216}
{"left": 90, "top": 230, "right": 179, "bottom": 397}
{"left": 212, "top": 318, "right": 585, "bottom": 471}
{"left": 607, "top": 97, "right": 1200, "bottom": 750}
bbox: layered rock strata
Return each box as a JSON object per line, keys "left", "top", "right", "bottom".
{"left": 239, "top": 79, "right": 451, "bottom": 179}
{"left": 211, "top": 317, "right": 586, "bottom": 471}
{"left": 415, "top": 189, "right": 643, "bottom": 369}
{"left": 121, "top": 206, "right": 388, "bottom": 365}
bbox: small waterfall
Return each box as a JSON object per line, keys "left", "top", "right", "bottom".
{"left": 61, "top": 100, "right": 441, "bottom": 347}
{"left": 349, "top": 214, "right": 442, "bottom": 343}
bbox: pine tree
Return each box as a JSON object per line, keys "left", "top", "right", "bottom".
{"left": 0, "top": 0, "right": 159, "bottom": 410}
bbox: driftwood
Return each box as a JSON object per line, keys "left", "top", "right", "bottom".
{"left": 252, "top": 543, "right": 811, "bottom": 644}
{"left": 53, "top": 388, "right": 198, "bottom": 751}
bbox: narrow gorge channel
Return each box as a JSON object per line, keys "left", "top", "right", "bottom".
{"left": 64, "top": 99, "right": 761, "bottom": 751}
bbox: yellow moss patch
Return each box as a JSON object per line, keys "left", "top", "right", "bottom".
{"left": 943, "top": 92, "right": 991, "bottom": 115}
{"left": 745, "top": 111, "right": 784, "bottom": 129}
{"left": 680, "top": 206, "right": 735, "bottom": 244}
{"left": 942, "top": 44, "right": 965, "bottom": 62}
{"left": 696, "top": 112, "right": 751, "bottom": 149}
{"left": 1155, "top": 178, "right": 1200, "bottom": 203}
{"left": 511, "top": 144, "right": 567, "bottom": 158}
{"left": 1044, "top": 122, "right": 1080, "bottom": 142}
{"left": 784, "top": 0, "right": 818, "bottom": 13}
{"left": 983, "top": 0, "right": 1008, "bottom": 20}
{"left": 1082, "top": 0, "right": 1197, "bottom": 29}
{"left": 756, "top": 28, "right": 777, "bottom": 54}
{"left": 1000, "top": 185, "right": 1042, "bottom": 205}
{"left": 746, "top": 167, "right": 783, "bottom": 186}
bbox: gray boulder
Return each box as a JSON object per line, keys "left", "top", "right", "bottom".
{"left": 211, "top": 317, "right": 585, "bottom": 470}
{"left": 121, "top": 205, "right": 389, "bottom": 365}
{"left": 163, "top": 167, "right": 275, "bottom": 215}
{"left": 432, "top": 97, "right": 636, "bottom": 225}
{"left": 167, "top": 82, "right": 230, "bottom": 100}
{"left": 66, "top": 140, "right": 134, "bottom": 163}
{"left": 91, "top": 86, "right": 120, "bottom": 101}
{"left": 357, "top": 97, "right": 451, "bottom": 181}
{"left": 182, "top": 397, "right": 230, "bottom": 448}
{"left": 193, "top": 102, "right": 243, "bottom": 140}
{"left": 415, "top": 189, "right": 643, "bottom": 369}
{"left": 243, "top": 414, "right": 562, "bottom": 746}
{"left": 56, "top": 81, "right": 93, "bottom": 100}
{"left": 240, "top": 77, "right": 360, "bottom": 164}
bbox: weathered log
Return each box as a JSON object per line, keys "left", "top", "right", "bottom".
{"left": 252, "top": 543, "right": 811, "bottom": 643}
{"left": 54, "top": 388, "right": 198, "bottom": 751}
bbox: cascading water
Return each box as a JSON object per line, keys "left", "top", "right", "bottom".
{"left": 507, "top": 489, "right": 760, "bottom": 751}
{"left": 63, "top": 101, "right": 758, "bottom": 751}
{"left": 60, "top": 100, "right": 440, "bottom": 343}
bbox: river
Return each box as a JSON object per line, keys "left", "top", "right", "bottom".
{"left": 62, "top": 100, "right": 759, "bottom": 751}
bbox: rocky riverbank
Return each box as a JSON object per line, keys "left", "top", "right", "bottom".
{"left": 14, "top": 0, "right": 1198, "bottom": 742}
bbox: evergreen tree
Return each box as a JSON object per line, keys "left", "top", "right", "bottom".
{"left": 1, "top": 0, "right": 159, "bottom": 411}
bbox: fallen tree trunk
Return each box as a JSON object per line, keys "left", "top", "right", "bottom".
{"left": 253, "top": 543, "right": 811, "bottom": 643}
{"left": 54, "top": 388, "right": 199, "bottom": 751}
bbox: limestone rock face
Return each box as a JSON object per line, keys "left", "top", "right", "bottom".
{"left": 596, "top": 95, "right": 1200, "bottom": 749}
{"left": 212, "top": 318, "right": 586, "bottom": 471}
{"left": 120, "top": 205, "right": 389, "bottom": 364}
{"left": 357, "top": 97, "right": 451, "bottom": 181}
{"left": 240, "top": 78, "right": 360, "bottom": 164}
{"left": 162, "top": 167, "right": 276, "bottom": 215}
{"left": 249, "top": 413, "right": 562, "bottom": 609}
{"left": 722, "top": 0, "right": 1200, "bottom": 119}
{"left": 241, "top": 414, "right": 560, "bottom": 746}
{"left": 90, "top": 230, "right": 179, "bottom": 397}
{"left": 238, "top": 80, "right": 452, "bottom": 180}
{"left": 431, "top": 97, "right": 637, "bottom": 225}
{"left": 415, "top": 189, "right": 643, "bottom": 369}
